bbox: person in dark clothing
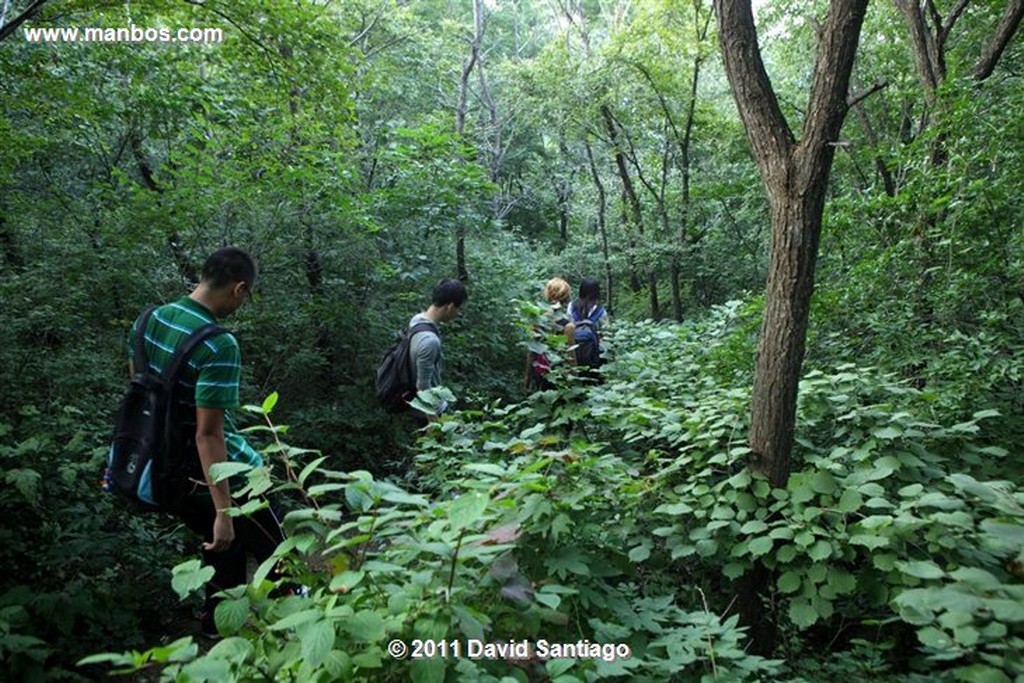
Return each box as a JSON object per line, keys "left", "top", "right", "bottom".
{"left": 125, "top": 247, "right": 288, "bottom": 639}
{"left": 525, "top": 277, "right": 576, "bottom": 391}
{"left": 568, "top": 277, "right": 609, "bottom": 374}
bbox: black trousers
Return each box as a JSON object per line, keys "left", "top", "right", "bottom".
{"left": 171, "top": 495, "right": 286, "bottom": 611}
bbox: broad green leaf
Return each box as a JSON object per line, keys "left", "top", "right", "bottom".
{"left": 837, "top": 488, "right": 863, "bottom": 513}
{"left": 980, "top": 520, "right": 1024, "bottom": 547}
{"left": 449, "top": 491, "right": 489, "bottom": 531}
{"left": 628, "top": 542, "right": 651, "bottom": 562}
{"left": 215, "top": 597, "right": 250, "bottom": 635}
{"left": 343, "top": 610, "right": 386, "bottom": 642}
{"left": 740, "top": 520, "right": 769, "bottom": 534}
{"left": 329, "top": 571, "right": 365, "bottom": 594}
{"left": 788, "top": 600, "right": 819, "bottom": 629}
{"left": 270, "top": 609, "right": 322, "bottom": 631}
{"left": 872, "top": 426, "right": 902, "bottom": 440}
{"left": 547, "top": 658, "right": 577, "bottom": 677}
{"left": 917, "top": 626, "right": 954, "bottom": 650}
{"left": 777, "top": 571, "right": 801, "bottom": 594}
{"left": 808, "top": 540, "right": 832, "bottom": 561}
{"left": 299, "top": 620, "right": 335, "bottom": 667}
{"left": 171, "top": 560, "right": 215, "bottom": 600}
{"left": 298, "top": 456, "right": 329, "bottom": 486}
{"left": 776, "top": 545, "right": 798, "bottom": 563}
{"left": 950, "top": 664, "right": 1010, "bottom": 683}
{"left": 209, "top": 461, "right": 253, "bottom": 483}
{"left": 411, "top": 657, "right": 446, "bottom": 683}
{"left": 809, "top": 471, "right": 836, "bottom": 494}
{"left": 988, "top": 598, "right": 1024, "bottom": 622}
{"left": 898, "top": 560, "right": 946, "bottom": 580}
{"left": 463, "top": 463, "right": 507, "bottom": 477}
{"left": 872, "top": 553, "right": 897, "bottom": 570}
{"left": 748, "top": 536, "right": 773, "bottom": 557}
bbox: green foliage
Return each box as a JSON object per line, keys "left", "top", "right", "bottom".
{"left": 1, "top": 0, "right": 1022, "bottom": 680}
{"left": 82, "top": 301, "right": 1021, "bottom": 680}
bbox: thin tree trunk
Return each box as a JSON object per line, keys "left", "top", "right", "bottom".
{"left": 0, "top": 197, "right": 18, "bottom": 267}
{"left": 130, "top": 131, "right": 198, "bottom": 286}
{"left": 454, "top": 0, "right": 484, "bottom": 282}
{"left": 584, "top": 139, "right": 612, "bottom": 312}
{"left": 601, "top": 104, "right": 656, "bottom": 314}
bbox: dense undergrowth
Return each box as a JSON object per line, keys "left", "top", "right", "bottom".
{"left": 64, "top": 300, "right": 1024, "bottom": 682}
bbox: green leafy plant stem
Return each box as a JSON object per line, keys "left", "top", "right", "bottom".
{"left": 446, "top": 529, "right": 466, "bottom": 601}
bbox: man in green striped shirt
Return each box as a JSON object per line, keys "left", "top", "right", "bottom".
{"left": 127, "top": 247, "right": 285, "bottom": 638}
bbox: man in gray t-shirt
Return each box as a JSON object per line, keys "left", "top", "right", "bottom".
{"left": 409, "top": 278, "right": 468, "bottom": 421}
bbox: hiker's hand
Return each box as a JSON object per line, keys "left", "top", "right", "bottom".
{"left": 205, "top": 512, "right": 235, "bottom": 552}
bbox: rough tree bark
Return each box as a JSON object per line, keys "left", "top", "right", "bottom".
{"left": 713, "top": 0, "right": 869, "bottom": 653}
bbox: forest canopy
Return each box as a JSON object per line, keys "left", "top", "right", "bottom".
{"left": 1, "top": 0, "right": 1022, "bottom": 681}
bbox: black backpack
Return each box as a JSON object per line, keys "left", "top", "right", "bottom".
{"left": 375, "top": 321, "right": 438, "bottom": 413}
{"left": 104, "top": 306, "right": 226, "bottom": 509}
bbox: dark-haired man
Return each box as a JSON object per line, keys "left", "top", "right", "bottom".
{"left": 126, "top": 246, "right": 285, "bottom": 638}
{"left": 408, "top": 278, "right": 467, "bottom": 422}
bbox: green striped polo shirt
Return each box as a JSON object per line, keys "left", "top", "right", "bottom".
{"left": 127, "top": 296, "right": 262, "bottom": 470}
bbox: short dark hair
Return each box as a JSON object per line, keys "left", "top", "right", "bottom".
{"left": 201, "top": 247, "right": 257, "bottom": 290}
{"left": 432, "top": 278, "right": 468, "bottom": 307}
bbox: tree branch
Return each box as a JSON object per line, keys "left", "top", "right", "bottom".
{"left": 974, "top": 0, "right": 1024, "bottom": 82}
{"left": 846, "top": 78, "right": 887, "bottom": 109}
{"left": 713, "top": 0, "right": 794, "bottom": 183}
{"left": 347, "top": 0, "right": 388, "bottom": 48}
{"left": 0, "top": 0, "right": 49, "bottom": 42}
{"left": 939, "top": 0, "right": 970, "bottom": 47}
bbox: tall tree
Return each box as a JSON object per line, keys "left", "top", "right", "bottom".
{"left": 453, "top": 0, "right": 485, "bottom": 282}
{"left": 713, "top": 0, "right": 870, "bottom": 651}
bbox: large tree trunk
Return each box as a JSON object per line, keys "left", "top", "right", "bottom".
{"left": 713, "top": 0, "right": 869, "bottom": 654}
{"left": 751, "top": 180, "right": 828, "bottom": 488}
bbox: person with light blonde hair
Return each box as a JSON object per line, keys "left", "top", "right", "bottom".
{"left": 543, "top": 277, "right": 571, "bottom": 307}
{"left": 525, "top": 277, "right": 576, "bottom": 390}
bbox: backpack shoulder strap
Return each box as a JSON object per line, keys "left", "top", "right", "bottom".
{"left": 161, "top": 324, "right": 228, "bottom": 386}
{"left": 408, "top": 321, "right": 439, "bottom": 339}
{"left": 133, "top": 306, "right": 158, "bottom": 375}
{"left": 588, "top": 305, "right": 606, "bottom": 323}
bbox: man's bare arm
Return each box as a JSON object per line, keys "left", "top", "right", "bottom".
{"left": 196, "top": 407, "right": 235, "bottom": 552}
